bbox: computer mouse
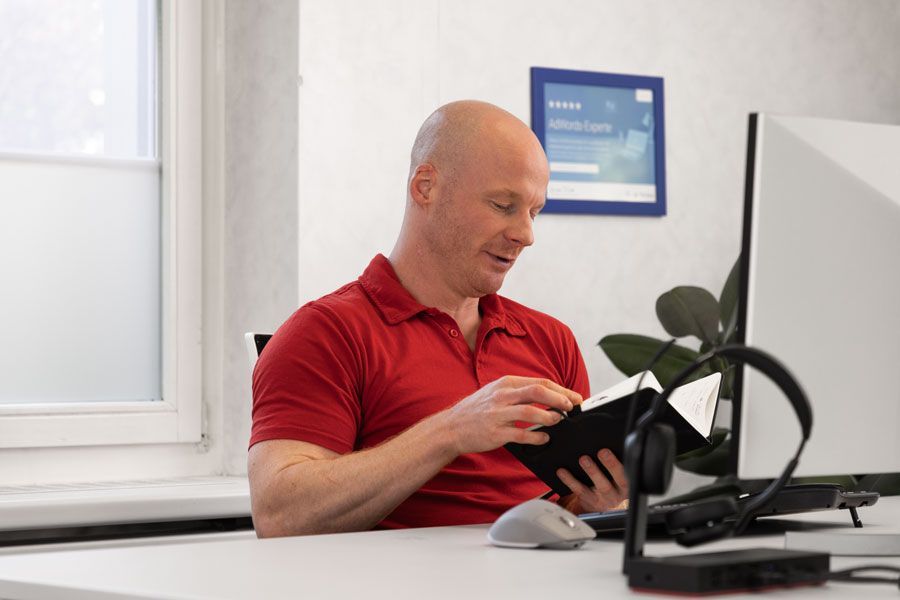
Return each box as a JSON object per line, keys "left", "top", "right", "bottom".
{"left": 487, "top": 499, "right": 597, "bottom": 549}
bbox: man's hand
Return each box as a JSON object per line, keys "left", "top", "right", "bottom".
{"left": 439, "top": 376, "right": 583, "bottom": 455}
{"left": 558, "top": 448, "right": 629, "bottom": 513}
{"left": 249, "top": 375, "right": 582, "bottom": 537}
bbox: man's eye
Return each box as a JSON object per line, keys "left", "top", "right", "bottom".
{"left": 491, "top": 201, "right": 512, "bottom": 212}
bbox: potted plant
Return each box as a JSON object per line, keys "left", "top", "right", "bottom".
{"left": 598, "top": 259, "right": 739, "bottom": 479}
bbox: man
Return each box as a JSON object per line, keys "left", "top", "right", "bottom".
{"left": 249, "top": 100, "right": 628, "bottom": 537}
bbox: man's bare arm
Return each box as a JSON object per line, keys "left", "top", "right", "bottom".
{"left": 249, "top": 413, "right": 456, "bottom": 537}
{"left": 248, "top": 376, "right": 582, "bottom": 537}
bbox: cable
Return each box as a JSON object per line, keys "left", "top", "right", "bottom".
{"left": 624, "top": 338, "right": 677, "bottom": 438}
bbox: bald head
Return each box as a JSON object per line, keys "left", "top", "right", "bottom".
{"left": 408, "top": 100, "right": 546, "bottom": 192}
{"left": 391, "top": 100, "right": 549, "bottom": 303}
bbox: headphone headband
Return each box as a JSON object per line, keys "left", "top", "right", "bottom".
{"left": 623, "top": 342, "right": 813, "bottom": 570}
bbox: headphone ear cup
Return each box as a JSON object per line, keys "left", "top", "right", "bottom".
{"left": 676, "top": 522, "right": 734, "bottom": 547}
{"left": 641, "top": 423, "right": 675, "bottom": 495}
{"left": 666, "top": 497, "right": 739, "bottom": 531}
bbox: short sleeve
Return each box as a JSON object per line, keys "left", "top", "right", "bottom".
{"left": 249, "top": 303, "right": 363, "bottom": 454}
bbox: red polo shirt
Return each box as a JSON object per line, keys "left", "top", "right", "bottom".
{"left": 250, "top": 254, "right": 590, "bottom": 528}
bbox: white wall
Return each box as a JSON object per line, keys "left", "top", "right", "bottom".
{"left": 221, "top": 0, "right": 298, "bottom": 474}
{"left": 221, "top": 0, "right": 900, "bottom": 486}
{"left": 296, "top": 0, "right": 900, "bottom": 396}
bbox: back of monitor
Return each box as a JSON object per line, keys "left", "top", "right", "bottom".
{"left": 738, "top": 113, "right": 900, "bottom": 479}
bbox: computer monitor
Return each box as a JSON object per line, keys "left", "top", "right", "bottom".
{"left": 734, "top": 113, "right": 900, "bottom": 480}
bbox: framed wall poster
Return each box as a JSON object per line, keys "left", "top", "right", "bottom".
{"left": 531, "top": 67, "right": 667, "bottom": 216}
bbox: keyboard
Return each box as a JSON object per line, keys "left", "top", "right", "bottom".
{"left": 579, "top": 484, "right": 880, "bottom": 533}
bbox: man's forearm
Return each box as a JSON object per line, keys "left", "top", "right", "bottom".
{"left": 254, "top": 411, "right": 459, "bottom": 536}
{"left": 251, "top": 376, "right": 580, "bottom": 536}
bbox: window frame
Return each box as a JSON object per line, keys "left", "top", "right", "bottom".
{"left": 0, "top": 0, "right": 203, "bottom": 448}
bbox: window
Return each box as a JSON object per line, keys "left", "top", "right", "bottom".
{"left": 0, "top": 0, "right": 157, "bottom": 159}
{"left": 0, "top": 0, "right": 202, "bottom": 448}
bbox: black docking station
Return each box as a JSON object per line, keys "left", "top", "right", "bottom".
{"left": 627, "top": 548, "right": 830, "bottom": 595}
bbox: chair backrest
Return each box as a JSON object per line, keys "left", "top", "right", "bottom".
{"left": 244, "top": 332, "right": 273, "bottom": 370}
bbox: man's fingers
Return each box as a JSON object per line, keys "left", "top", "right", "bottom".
{"left": 510, "top": 428, "right": 551, "bottom": 446}
{"left": 578, "top": 455, "right": 614, "bottom": 494}
{"left": 556, "top": 468, "right": 588, "bottom": 497}
{"left": 500, "top": 383, "right": 576, "bottom": 412}
{"left": 499, "top": 376, "right": 583, "bottom": 406}
{"left": 597, "top": 448, "right": 628, "bottom": 491}
{"left": 506, "top": 404, "right": 564, "bottom": 428}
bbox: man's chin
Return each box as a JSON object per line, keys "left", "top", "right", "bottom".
{"left": 471, "top": 273, "right": 506, "bottom": 297}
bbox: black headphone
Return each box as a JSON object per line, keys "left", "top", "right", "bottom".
{"left": 622, "top": 343, "right": 812, "bottom": 571}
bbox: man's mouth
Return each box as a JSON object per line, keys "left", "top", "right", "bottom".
{"left": 487, "top": 252, "right": 516, "bottom": 268}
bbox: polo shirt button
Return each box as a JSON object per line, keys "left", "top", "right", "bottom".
{"left": 449, "top": 329, "right": 459, "bottom": 338}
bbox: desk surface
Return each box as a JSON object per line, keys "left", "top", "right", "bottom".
{"left": 0, "top": 497, "right": 897, "bottom": 600}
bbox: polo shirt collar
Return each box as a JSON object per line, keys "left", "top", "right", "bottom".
{"left": 478, "top": 291, "right": 527, "bottom": 337}
{"left": 359, "top": 254, "right": 527, "bottom": 337}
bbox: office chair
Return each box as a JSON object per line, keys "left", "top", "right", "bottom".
{"left": 244, "top": 332, "right": 273, "bottom": 370}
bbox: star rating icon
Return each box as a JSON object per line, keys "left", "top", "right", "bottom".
{"left": 547, "top": 100, "right": 582, "bottom": 110}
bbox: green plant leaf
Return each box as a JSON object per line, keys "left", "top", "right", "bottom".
{"left": 598, "top": 334, "right": 701, "bottom": 388}
{"left": 855, "top": 473, "right": 900, "bottom": 496}
{"left": 675, "top": 433, "right": 731, "bottom": 476}
{"left": 720, "top": 258, "right": 741, "bottom": 343}
{"left": 676, "top": 427, "right": 729, "bottom": 460}
{"left": 656, "top": 286, "right": 720, "bottom": 345}
{"left": 792, "top": 475, "right": 859, "bottom": 489}
{"left": 875, "top": 474, "right": 900, "bottom": 495}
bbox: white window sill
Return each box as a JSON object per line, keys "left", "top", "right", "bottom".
{"left": 0, "top": 528, "right": 257, "bottom": 557}
{"left": 0, "top": 476, "right": 250, "bottom": 531}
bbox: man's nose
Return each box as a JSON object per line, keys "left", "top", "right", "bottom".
{"left": 507, "top": 213, "right": 535, "bottom": 247}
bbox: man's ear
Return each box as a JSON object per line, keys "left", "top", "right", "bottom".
{"left": 409, "top": 164, "right": 436, "bottom": 207}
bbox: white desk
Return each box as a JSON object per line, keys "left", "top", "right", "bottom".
{"left": 0, "top": 497, "right": 897, "bottom": 600}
